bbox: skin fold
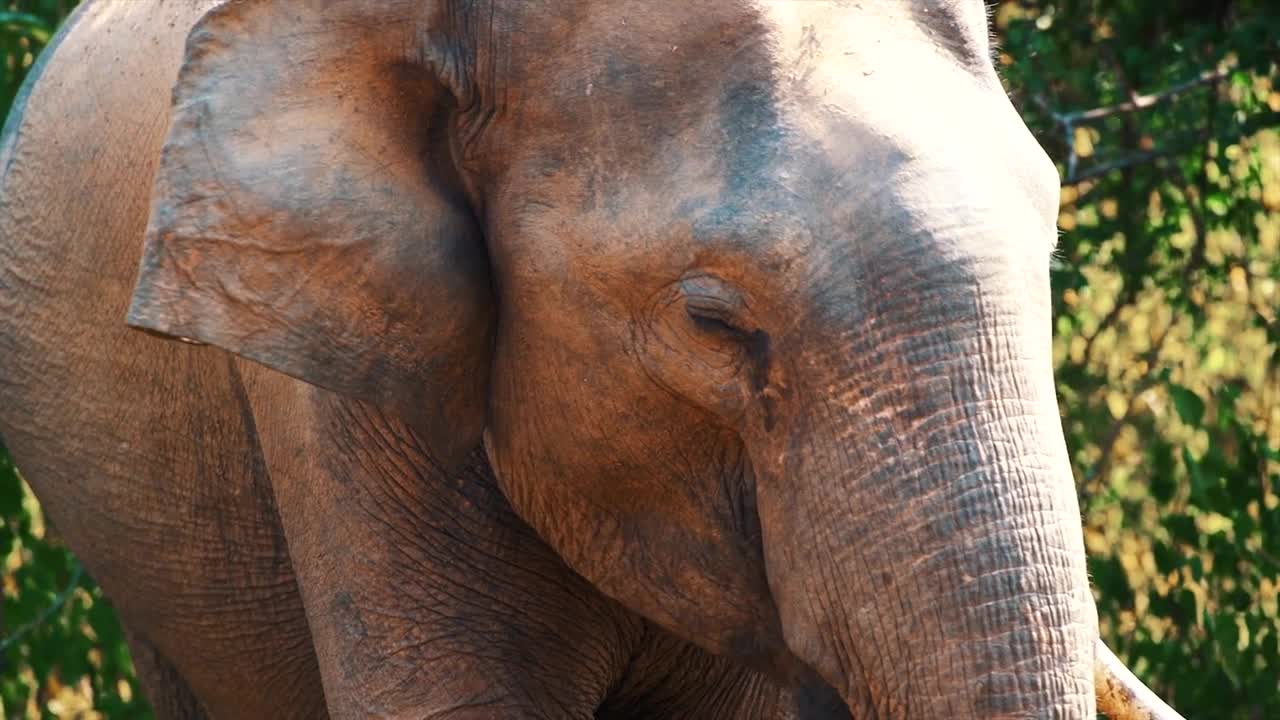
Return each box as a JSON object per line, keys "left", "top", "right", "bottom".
{"left": 0, "top": 0, "right": 1181, "bottom": 718}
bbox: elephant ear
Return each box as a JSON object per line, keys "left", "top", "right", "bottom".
{"left": 126, "top": 0, "right": 493, "bottom": 467}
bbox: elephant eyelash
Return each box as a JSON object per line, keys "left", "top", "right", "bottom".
{"left": 686, "top": 306, "right": 751, "bottom": 340}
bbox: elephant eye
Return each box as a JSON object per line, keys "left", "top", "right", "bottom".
{"left": 686, "top": 302, "right": 750, "bottom": 340}
{"left": 680, "top": 275, "right": 750, "bottom": 337}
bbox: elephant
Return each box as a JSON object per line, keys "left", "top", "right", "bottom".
{"left": 0, "top": 0, "right": 1185, "bottom": 718}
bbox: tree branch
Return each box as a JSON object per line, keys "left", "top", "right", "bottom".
{"left": 1056, "top": 67, "right": 1231, "bottom": 126}
{"left": 1066, "top": 137, "right": 1204, "bottom": 184}
{"left": 0, "top": 563, "right": 83, "bottom": 654}
{"left": 1061, "top": 111, "right": 1280, "bottom": 185}
{"left": 1031, "top": 64, "right": 1280, "bottom": 185}
{"left": 1182, "top": 75, "right": 1220, "bottom": 291}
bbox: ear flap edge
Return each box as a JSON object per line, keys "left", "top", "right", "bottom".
{"left": 127, "top": 0, "right": 494, "bottom": 467}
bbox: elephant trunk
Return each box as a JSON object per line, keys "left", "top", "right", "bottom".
{"left": 753, "top": 254, "right": 1100, "bottom": 716}
{"left": 755, "top": 372, "right": 1098, "bottom": 715}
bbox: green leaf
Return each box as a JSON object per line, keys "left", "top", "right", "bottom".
{"left": 1149, "top": 441, "right": 1177, "bottom": 503}
{"left": 1182, "top": 448, "right": 1208, "bottom": 504}
{"left": 0, "top": 11, "right": 52, "bottom": 43}
{"left": 1204, "top": 192, "right": 1231, "bottom": 217}
{"left": 1165, "top": 513, "right": 1200, "bottom": 547}
{"left": 1153, "top": 540, "right": 1182, "bottom": 574}
{"left": 1168, "top": 384, "right": 1206, "bottom": 426}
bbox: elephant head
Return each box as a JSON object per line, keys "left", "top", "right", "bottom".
{"left": 127, "top": 0, "right": 1181, "bottom": 717}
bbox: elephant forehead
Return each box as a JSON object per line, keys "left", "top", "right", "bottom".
{"left": 483, "top": 0, "right": 993, "bottom": 146}
{"left": 758, "top": 0, "right": 992, "bottom": 72}
{"left": 478, "top": 0, "right": 1038, "bottom": 313}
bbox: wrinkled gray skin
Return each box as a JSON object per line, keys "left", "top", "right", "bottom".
{"left": 1, "top": 0, "right": 1102, "bottom": 717}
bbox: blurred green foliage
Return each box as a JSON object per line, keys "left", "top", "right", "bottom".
{"left": 0, "top": 451, "right": 143, "bottom": 719}
{"left": 996, "top": 0, "right": 1280, "bottom": 716}
{"left": 0, "top": 0, "right": 1277, "bottom": 718}
{"left": 0, "top": 1, "right": 72, "bottom": 113}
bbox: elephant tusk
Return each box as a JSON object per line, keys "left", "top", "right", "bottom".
{"left": 1094, "top": 638, "right": 1186, "bottom": 720}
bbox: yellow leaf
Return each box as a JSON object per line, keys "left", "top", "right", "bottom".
{"left": 1074, "top": 126, "right": 1095, "bottom": 158}
{"left": 1230, "top": 265, "right": 1249, "bottom": 296}
{"left": 1106, "top": 391, "right": 1129, "bottom": 419}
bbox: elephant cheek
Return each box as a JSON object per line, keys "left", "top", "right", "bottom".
{"left": 481, "top": 395, "right": 794, "bottom": 669}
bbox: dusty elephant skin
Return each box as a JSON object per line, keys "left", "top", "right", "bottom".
{"left": 0, "top": 0, "right": 1183, "bottom": 718}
